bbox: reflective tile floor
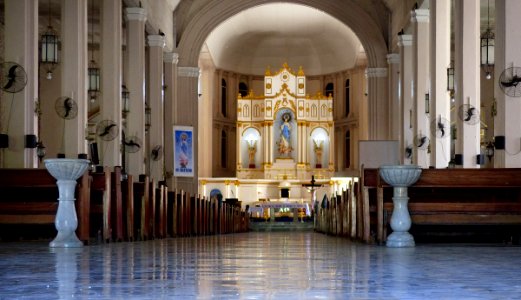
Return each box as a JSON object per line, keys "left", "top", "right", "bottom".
{"left": 1, "top": 232, "right": 521, "bottom": 299}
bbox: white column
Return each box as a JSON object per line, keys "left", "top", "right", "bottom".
{"left": 454, "top": 0, "right": 480, "bottom": 168}
{"left": 60, "top": 0, "right": 88, "bottom": 158}
{"left": 387, "top": 53, "right": 400, "bottom": 142}
{"left": 99, "top": 0, "right": 122, "bottom": 167}
{"left": 163, "top": 52, "right": 178, "bottom": 186}
{"left": 328, "top": 123, "right": 334, "bottom": 170}
{"left": 411, "top": 9, "right": 430, "bottom": 168}
{"left": 2, "top": 0, "right": 38, "bottom": 168}
{"left": 147, "top": 35, "right": 165, "bottom": 182}
{"left": 429, "top": 0, "right": 451, "bottom": 168}
{"left": 494, "top": 0, "right": 521, "bottom": 167}
{"left": 366, "top": 68, "right": 389, "bottom": 140}
{"left": 398, "top": 35, "right": 413, "bottom": 164}
{"left": 175, "top": 66, "right": 199, "bottom": 193}
{"left": 125, "top": 7, "right": 146, "bottom": 178}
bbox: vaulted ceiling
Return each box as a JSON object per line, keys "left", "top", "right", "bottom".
{"left": 204, "top": 3, "right": 364, "bottom": 76}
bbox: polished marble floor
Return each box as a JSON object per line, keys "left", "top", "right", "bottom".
{"left": 1, "top": 232, "right": 521, "bottom": 299}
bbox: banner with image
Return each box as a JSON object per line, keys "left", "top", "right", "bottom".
{"left": 173, "top": 126, "right": 194, "bottom": 177}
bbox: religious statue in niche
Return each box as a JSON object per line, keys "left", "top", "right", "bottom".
{"left": 278, "top": 112, "right": 293, "bottom": 156}
{"left": 313, "top": 140, "right": 323, "bottom": 168}
{"left": 248, "top": 141, "right": 257, "bottom": 168}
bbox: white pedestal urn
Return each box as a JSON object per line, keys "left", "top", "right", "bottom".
{"left": 44, "top": 158, "right": 90, "bottom": 248}
{"left": 379, "top": 165, "right": 422, "bottom": 248}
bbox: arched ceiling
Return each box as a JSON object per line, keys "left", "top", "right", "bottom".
{"left": 204, "top": 3, "right": 364, "bottom": 76}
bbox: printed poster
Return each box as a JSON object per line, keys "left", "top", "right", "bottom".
{"left": 173, "top": 126, "right": 194, "bottom": 177}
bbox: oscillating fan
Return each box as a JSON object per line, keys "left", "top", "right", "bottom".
{"left": 55, "top": 96, "right": 78, "bottom": 120}
{"left": 123, "top": 135, "right": 142, "bottom": 153}
{"left": 414, "top": 134, "right": 430, "bottom": 151}
{"left": 431, "top": 115, "right": 450, "bottom": 139}
{"left": 458, "top": 104, "right": 480, "bottom": 125}
{"left": 96, "top": 120, "right": 118, "bottom": 141}
{"left": 499, "top": 67, "right": 521, "bottom": 97}
{"left": 0, "top": 62, "right": 28, "bottom": 148}
{"left": 151, "top": 145, "right": 163, "bottom": 161}
{"left": 405, "top": 145, "right": 413, "bottom": 159}
{"left": 0, "top": 62, "right": 27, "bottom": 93}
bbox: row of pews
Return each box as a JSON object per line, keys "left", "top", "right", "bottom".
{"left": 361, "top": 166, "right": 521, "bottom": 244}
{"left": 315, "top": 166, "right": 521, "bottom": 244}
{"left": 0, "top": 167, "right": 249, "bottom": 243}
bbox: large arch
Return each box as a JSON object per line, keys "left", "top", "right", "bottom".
{"left": 175, "top": 0, "right": 389, "bottom": 69}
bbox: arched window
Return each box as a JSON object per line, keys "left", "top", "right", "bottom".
{"left": 221, "top": 79, "right": 227, "bottom": 117}
{"left": 345, "top": 130, "right": 351, "bottom": 169}
{"left": 325, "top": 82, "right": 334, "bottom": 98}
{"left": 345, "top": 79, "right": 350, "bottom": 117}
{"left": 221, "top": 130, "right": 227, "bottom": 168}
{"left": 239, "top": 82, "right": 248, "bottom": 97}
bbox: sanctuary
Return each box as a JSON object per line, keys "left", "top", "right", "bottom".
{"left": 199, "top": 64, "right": 356, "bottom": 218}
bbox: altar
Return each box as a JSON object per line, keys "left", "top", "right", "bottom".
{"left": 236, "top": 63, "right": 335, "bottom": 180}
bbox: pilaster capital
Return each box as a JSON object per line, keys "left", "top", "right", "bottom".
{"left": 387, "top": 53, "right": 400, "bottom": 64}
{"left": 397, "top": 34, "right": 413, "bottom": 47}
{"left": 411, "top": 9, "right": 429, "bottom": 23}
{"left": 178, "top": 66, "right": 200, "bottom": 78}
{"left": 125, "top": 7, "right": 147, "bottom": 22}
{"left": 365, "top": 68, "right": 388, "bottom": 78}
{"left": 163, "top": 52, "right": 179, "bottom": 64}
{"left": 147, "top": 35, "right": 166, "bottom": 48}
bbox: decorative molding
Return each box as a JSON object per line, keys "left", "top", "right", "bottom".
{"left": 397, "top": 34, "right": 413, "bottom": 47}
{"left": 365, "top": 68, "right": 388, "bottom": 78}
{"left": 147, "top": 35, "right": 166, "bottom": 48}
{"left": 178, "top": 67, "right": 200, "bottom": 77}
{"left": 387, "top": 53, "right": 400, "bottom": 64}
{"left": 163, "top": 52, "right": 179, "bottom": 64}
{"left": 125, "top": 7, "right": 147, "bottom": 22}
{"left": 411, "top": 9, "right": 429, "bottom": 23}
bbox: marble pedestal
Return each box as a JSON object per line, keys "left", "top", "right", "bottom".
{"left": 379, "top": 165, "right": 422, "bottom": 247}
{"left": 44, "top": 158, "right": 90, "bottom": 247}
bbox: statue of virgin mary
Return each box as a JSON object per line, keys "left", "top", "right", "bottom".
{"left": 278, "top": 112, "right": 293, "bottom": 156}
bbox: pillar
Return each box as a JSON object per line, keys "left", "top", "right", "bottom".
{"left": 454, "top": 0, "right": 480, "bottom": 168}
{"left": 174, "top": 66, "right": 199, "bottom": 193}
{"left": 494, "top": 0, "right": 521, "bottom": 167}
{"left": 125, "top": 7, "right": 146, "bottom": 178}
{"left": 411, "top": 9, "right": 430, "bottom": 168}
{"left": 398, "top": 35, "right": 413, "bottom": 164}
{"left": 2, "top": 0, "right": 38, "bottom": 167}
{"left": 147, "top": 35, "right": 165, "bottom": 182}
{"left": 163, "top": 52, "right": 178, "bottom": 186}
{"left": 61, "top": 0, "right": 88, "bottom": 158}
{"left": 366, "top": 68, "right": 389, "bottom": 140}
{"left": 429, "top": 0, "right": 451, "bottom": 168}
{"left": 99, "top": 0, "right": 122, "bottom": 167}
{"left": 387, "top": 53, "right": 400, "bottom": 143}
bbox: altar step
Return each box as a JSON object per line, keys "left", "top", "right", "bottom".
{"left": 249, "top": 221, "right": 314, "bottom": 232}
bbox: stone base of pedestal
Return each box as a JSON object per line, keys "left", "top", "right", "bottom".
{"left": 386, "top": 231, "right": 415, "bottom": 247}
{"left": 50, "top": 234, "right": 83, "bottom": 248}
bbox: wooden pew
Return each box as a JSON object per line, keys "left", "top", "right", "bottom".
{"left": 380, "top": 168, "right": 521, "bottom": 243}
{"left": 133, "top": 176, "right": 150, "bottom": 240}
{"left": 0, "top": 168, "right": 89, "bottom": 242}
{"left": 111, "top": 167, "right": 124, "bottom": 242}
{"left": 89, "top": 167, "right": 112, "bottom": 242}
{"left": 121, "top": 174, "right": 134, "bottom": 241}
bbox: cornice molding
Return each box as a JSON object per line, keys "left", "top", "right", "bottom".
{"left": 365, "top": 68, "right": 388, "bottom": 78}
{"left": 411, "top": 9, "right": 429, "bottom": 23}
{"left": 164, "top": 52, "right": 179, "bottom": 64}
{"left": 125, "top": 7, "right": 147, "bottom": 22}
{"left": 178, "top": 67, "right": 200, "bottom": 77}
{"left": 397, "top": 34, "right": 413, "bottom": 47}
{"left": 387, "top": 53, "right": 400, "bottom": 64}
{"left": 147, "top": 35, "right": 166, "bottom": 48}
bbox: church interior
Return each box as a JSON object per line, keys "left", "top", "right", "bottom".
{"left": 2, "top": 0, "right": 521, "bottom": 298}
